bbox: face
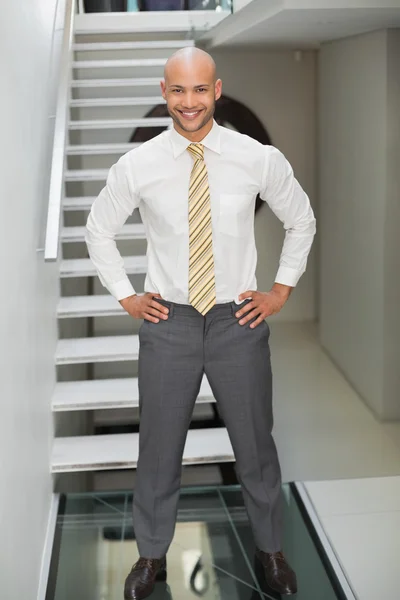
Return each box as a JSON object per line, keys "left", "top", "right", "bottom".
{"left": 160, "top": 57, "right": 222, "bottom": 140}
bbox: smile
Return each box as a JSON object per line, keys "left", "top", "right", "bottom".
{"left": 178, "top": 109, "right": 203, "bottom": 119}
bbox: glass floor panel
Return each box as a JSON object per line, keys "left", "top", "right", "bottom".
{"left": 46, "top": 483, "right": 347, "bottom": 600}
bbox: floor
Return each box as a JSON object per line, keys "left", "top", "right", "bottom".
{"left": 304, "top": 475, "right": 400, "bottom": 599}
{"left": 49, "top": 484, "right": 342, "bottom": 600}
{"left": 269, "top": 321, "right": 400, "bottom": 483}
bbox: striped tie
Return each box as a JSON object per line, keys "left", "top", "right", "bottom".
{"left": 187, "top": 143, "right": 216, "bottom": 315}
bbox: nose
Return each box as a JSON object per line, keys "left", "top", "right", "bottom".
{"left": 181, "top": 91, "right": 196, "bottom": 108}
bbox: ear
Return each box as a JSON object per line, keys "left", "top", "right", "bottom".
{"left": 215, "top": 78, "right": 222, "bottom": 101}
{"left": 160, "top": 79, "right": 166, "bottom": 99}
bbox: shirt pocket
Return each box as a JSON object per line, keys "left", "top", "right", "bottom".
{"left": 218, "top": 193, "right": 254, "bottom": 237}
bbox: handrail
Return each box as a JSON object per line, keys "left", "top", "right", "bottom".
{"left": 44, "top": 0, "right": 76, "bottom": 262}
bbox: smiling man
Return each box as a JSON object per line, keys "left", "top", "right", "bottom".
{"left": 85, "top": 47, "right": 316, "bottom": 599}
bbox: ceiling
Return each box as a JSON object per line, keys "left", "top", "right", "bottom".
{"left": 200, "top": 0, "right": 400, "bottom": 48}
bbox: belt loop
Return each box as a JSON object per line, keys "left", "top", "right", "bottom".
{"left": 169, "top": 302, "right": 174, "bottom": 318}
{"left": 231, "top": 298, "right": 249, "bottom": 315}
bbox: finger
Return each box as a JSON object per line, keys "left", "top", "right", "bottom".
{"left": 149, "top": 299, "right": 169, "bottom": 314}
{"left": 249, "top": 316, "right": 266, "bottom": 329}
{"left": 238, "top": 308, "right": 260, "bottom": 325}
{"left": 148, "top": 307, "right": 168, "bottom": 319}
{"left": 143, "top": 313, "right": 161, "bottom": 323}
{"left": 235, "top": 300, "right": 255, "bottom": 318}
{"left": 238, "top": 290, "right": 255, "bottom": 302}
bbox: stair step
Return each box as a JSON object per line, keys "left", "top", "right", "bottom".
{"left": 70, "top": 97, "right": 164, "bottom": 107}
{"left": 66, "top": 143, "right": 140, "bottom": 155}
{"left": 62, "top": 223, "right": 146, "bottom": 243}
{"left": 60, "top": 255, "right": 146, "bottom": 278}
{"left": 63, "top": 196, "right": 97, "bottom": 210}
{"left": 56, "top": 334, "right": 139, "bottom": 365}
{"left": 69, "top": 117, "right": 171, "bottom": 130}
{"left": 93, "top": 401, "right": 215, "bottom": 427}
{"left": 73, "top": 58, "right": 167, "bottom": 69}
{"left": 71, "top": 77, "right": 160, "bottom": 88}
{"left": 51, "top": 428, "right": 233, "bottom": 472}
{"left": 52, "top": 376, "right": 214, "bottom": 410}
{"left": 65, "top": 169, "right": 108, "bottom": 181}
{"left": 73, "top": 40, "right": 194, "bottom": 51}
{"left": 58, "top": 294, "right": 124, "bottom": 318}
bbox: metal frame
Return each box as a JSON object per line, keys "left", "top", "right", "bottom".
{"left": 36, "top": 494, "right": 61, "bottom": 600}
{"left": 44, "top": 0, "right": 76, "bottom": 261}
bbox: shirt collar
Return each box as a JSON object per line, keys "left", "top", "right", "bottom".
{"left": 169, "top": 118, "right": 221, "bottom": 158}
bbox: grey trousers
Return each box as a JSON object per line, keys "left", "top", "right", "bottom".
{"left": 132, "top": 297, "right": 283, "bottom": 558}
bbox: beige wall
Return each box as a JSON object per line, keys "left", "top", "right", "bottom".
{"left": 318, "top": 29, "right": 400, "bottom": 419}
{"left": 383, "top": 30, "right": 400, "bottom": 419}
{"left": 233, "top": 0, "right": 254, "bottom": 9}
{"left": 210, "top": 47, "right": 318, "bottom": 322}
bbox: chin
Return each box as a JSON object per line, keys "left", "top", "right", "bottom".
{"left": 174, "top": 111, "right": 211, "bottom": 132}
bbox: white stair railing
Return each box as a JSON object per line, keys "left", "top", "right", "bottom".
{"left": 44, "top": 0, "right": 76, "bottom": 262}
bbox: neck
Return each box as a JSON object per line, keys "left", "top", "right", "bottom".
{"left": 174, "top": 118, "right": 214, "bottom": 143}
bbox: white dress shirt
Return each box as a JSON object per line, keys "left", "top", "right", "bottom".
{"left": 85, "top": 119, "right": 316, "bottom": 306}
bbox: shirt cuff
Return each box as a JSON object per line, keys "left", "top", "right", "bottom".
{"left": 108, "top": 278, "right": 136, "bottom": 301}
{"left": 275, "top": 266, "right": 301, "bottom": 288}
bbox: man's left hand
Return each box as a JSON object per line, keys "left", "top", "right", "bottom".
{"left": 236, "top": 286, "right": 292, "bottom": 329}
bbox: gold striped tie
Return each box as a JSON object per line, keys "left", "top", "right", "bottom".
{"left": 187, "top": 143, "right": 216, "bottom": 315}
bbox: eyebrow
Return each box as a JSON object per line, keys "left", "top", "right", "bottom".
{"left": 168, "top": 84, "right": 210, "bottom": 89}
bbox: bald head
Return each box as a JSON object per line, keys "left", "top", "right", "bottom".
{"left": 164, "top": 47, "right": 216, "bottom": 84}
{"left": 160, "top": 47, "right": 221, "bottom": 140}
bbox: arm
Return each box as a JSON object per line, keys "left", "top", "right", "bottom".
{"left": 236, "top": 146, "right": 316, "bottom": 326}
{"left": 260, "top": 145, "right": 316, "bottom": 296}
{"left": 84, "top": 153, "right": 140, "bottom": 301}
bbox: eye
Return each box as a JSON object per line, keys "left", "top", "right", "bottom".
{"left": 197, "top": 88, "right": 206, "bottom": 92}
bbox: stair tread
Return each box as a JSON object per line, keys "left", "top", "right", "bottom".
{"left": 65, "top": 168, "right": 109, "bottom": 181}
{"left": 56, "top": 334, "right": 140, "bottom": 364}
{"left": 66, "top": 143, "right": 141, "bottom": 155}
{"left": 58, "top": 294, "right": 123, "bottom": 317}
{"left": 73, "top": 58, "right": 167, "bottom": 68}
{"left": 51, "top": 428, "right": 233, "bottom": 472}
{"left": 63, "top": 196, "right": 97, "bottom": 210}
{"left": 70, "top": 97, "right": 164, "bottom": 107}
{"left": 62, "top": 223, "right": 146, "bottom": 242}
{"left": 73, "top": 40, "right": 194, "bottom": 51}
{"left": 71, "top": 77, "right": 161, "bottom": 88}
{"left": 52, "top": 375, "right": 214, "bottom": 410}
{"left": 69, "top": 116, "right": 171, "bottom": 130}
{"left": 60, "top": 255, "right": 146, "bottom": 278}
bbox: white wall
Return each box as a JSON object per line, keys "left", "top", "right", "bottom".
{"left": 0, "top": 1, "right": 60, "bottom": 597}
{"left": 319, "top": 29, "right": 400, "bottom": 419}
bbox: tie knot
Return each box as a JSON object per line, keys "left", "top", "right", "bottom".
{"left": 187, "top": 143, "right": 204, "bottom": 161}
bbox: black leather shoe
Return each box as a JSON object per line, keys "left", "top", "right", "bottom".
{"left": 124, "top": 556, "right": 167, "bottom": 600}
{"left": 255, "top": 548, "right": 297, "bottom": 595}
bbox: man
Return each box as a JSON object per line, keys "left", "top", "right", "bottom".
{"left": 85, "top": 47, "right": 316, "bottom": 599}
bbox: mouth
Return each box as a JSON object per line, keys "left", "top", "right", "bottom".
{"left": 177, "top": 109, "right": 204, "bottom": 121}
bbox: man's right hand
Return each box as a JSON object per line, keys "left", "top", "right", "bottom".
{"left": 118, "top": 292, "right": 169, "bottom": 323}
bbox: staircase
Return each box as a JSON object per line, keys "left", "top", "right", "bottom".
{"left": 51, "top": 27, "right": 234, "bottom": 482}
